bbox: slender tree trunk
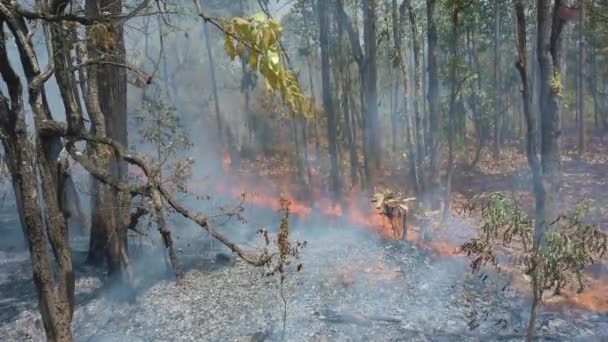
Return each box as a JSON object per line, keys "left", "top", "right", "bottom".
{"left": 300, "top": 118, "right": 313, "bottom": 186}
{"left": 513, "top": 3, "right": 547, "bottom": 339}
{"left": 577, "top": 2, "right": 586, "bottom": 155}
{"left": 401, "top": 0, "right": 424, "bottom": 189}
{"left": 443, "top": 3, "right": 459, "bottom": 222}
{"left": 336, "top": 6, "right": 359, "bottom": 189}
{"left": 203, "top": 21, "right": 223, "bottom": 147}
{"left": 493, "top": 0, "right": 502, "bottom": 161}
{"left": 426, "top": 0, "right": 441, "bottom": 209}
{"left": 538, "top": 0, "right": 565, "bottom": 220}
{"left": 362, "top": 0, "right": 381, "bottom": 183}
{"left": 468, "top": 25, "right": 485, "bottom": 169}
{"left": 0, "top": 17, "right": 74, "bottom": 341}
{"left": 591, "top": 47, "right": 599, "bottom": 130}
{"left": 319, "top": 0, "right": 342, "bottom": 199}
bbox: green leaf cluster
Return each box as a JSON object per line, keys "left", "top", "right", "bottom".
{"left": 461, "top": 193, "right": 607, "bottom": 295}
{"left": 222, "top": 13, "right": 313, "bottom": 119}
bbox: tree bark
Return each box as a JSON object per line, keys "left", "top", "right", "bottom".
{"left": 204, "top": 20, "right": 223, "bottom": 145}
{"left": 426, "top": 0, "right": 441, "bottom": 209}
{"left": 0, "top": 13, "right": 74, "bottom": 341}
{"left": 401, "top": 0, "right": 424, "bottom": 174}
{"left": 85, "top": 0, "right": 132, "bottom": 288}
{"left": 362, "top": 0, "right": 381, "bottom": 178}
{"left": 336, "top": 4, "right": 359, "bottom": 189}
{"left": 337, "top": 0, "right": 379, "bottom": 190}
{"left": 318, "top": 0, "right": 342, "bottom": 199}
{"left": 443, "top": 3, "right": 459, "bottom": 222}
{"left": 537, "top": 0, "right": 565, "bottom": 223}
{"left": 513, "top": 2, "right": 547, "bottom": 338}
{"left": 493, "top": 0, "right": 502, "bottom": 161}
{"left": 577, "top": 1, "right": 586, "bottom": 155}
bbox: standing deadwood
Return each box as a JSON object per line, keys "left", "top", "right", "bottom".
{"left": 426, "top": 0, "right": 441, "bottom": 209}
{"left": 318, "top": 0, "right": 342, "bottom": 199}
{"left": 577, "top": 0, "right": 586, "bottom": 155}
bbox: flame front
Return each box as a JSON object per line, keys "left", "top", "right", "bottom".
{"left": 184, "top": 173, "right": 607, "bottom": 314}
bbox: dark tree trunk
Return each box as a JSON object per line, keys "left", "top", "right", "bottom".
{"left": 444, "top": 3, "right": 460, "bottom": 222}
{"left": 204, "top": 21, "right": 223, "bottom": 150}
{"left": 493, "top": 0, "right": 502, "bottom": 161}
{"left": 0, "top": 16, "right": 74, "bottom": 341}
{"left": 426, "top": 0, "right": 441, "bottom": 209}
{"left": 468, "top": 24, "right": 485, "bottom": 170}
{"left": 362, "top": 0, "right": 381, "bottom": 179}
{"left": 513, "top": 3, "right": 547, "bottom": 338}
{"left": 577, "top": 2, "right": 586, "bottom": 155}
{"left": 319, "top": 0, "right": 342, "bottom": 199}
{"left": 538, "top": 0, "right": 565, "bottom": 223}
{"left": 401, "top": 0, "right": 424, "bottom": 175}
{"left": 337, "top": 0, "right": 378, "bottom": 190}
{"left": 336, "top": 5, "right": 359, "bottom": 189}
{"left": 85, "top": 0, "right": 132, "bottom": 288}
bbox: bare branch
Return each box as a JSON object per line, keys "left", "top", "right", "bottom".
{"left": 38, "top": 120, "right": 273, "bottom": 267}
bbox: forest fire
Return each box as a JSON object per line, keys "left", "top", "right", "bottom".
{"left": 196, "top": 173, "right": 608, "bottom": 314}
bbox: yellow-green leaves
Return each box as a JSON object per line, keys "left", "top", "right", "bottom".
{"left": 89, "top": 23, "right": 115, "bottom": 50}
{"left": 220, "top": 13, "right": 312, "bottom": 119}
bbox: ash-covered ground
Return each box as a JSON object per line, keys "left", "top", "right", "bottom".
{"left": 1, "top": 206, "right": 607, "bottom": 342}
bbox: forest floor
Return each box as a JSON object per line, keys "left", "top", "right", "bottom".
{"left": 0, "top": 225, "right": 606, "bottom": 341}
{"left": 0, "top": 135, "right": 607, "bottom": 341}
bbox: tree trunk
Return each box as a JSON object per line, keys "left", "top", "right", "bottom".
{"left": 577, "top": 2, "right": 586, "bottom": 155}
{"left": 85, "top": 0, "right": 132, "bottom": 288}
{"left": 401, "top": 0, "right": 424, "bottom": 175}
{"left": 591, "top": 46, "right": 600, "bottom": 130}
{"left": 444, "top": 4, "right": 459, "bottom": 222}
{"left": 0, "top": 17, "right": 74, "bottom": 341}
{"left": 426, "top": 0, "right": 441, "bottom": 209}
{"left": 319, "top": 0, "right": 342, "bottom": 199}
{"left": 526, "top": 275, "right": 541, "bottom": 342}
{"left": 513, "top": 3, "right": 547, "bottom": 338}
{"left": 493, "top": 0, "right": 502, "bottom": 161}
{"left": 204, "top": 21, "right": 223, "bottom": 150}
{"left": 336, "top": 5, "right": 358, "bottom": 189}
{"left": 537, "top": 0, "right": 565, "bottom": 223}
{"left": 362, "top": 0, "right": 381, "bottom": 184}
{"left": 468, "top": 24, "right": 485, "bottom": 170}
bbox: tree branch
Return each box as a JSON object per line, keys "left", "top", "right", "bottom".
{"left": 38, "top": 120, "right": 273, "bottom": 267}
{"left": 336, "top": 0, "right": 364, "bottom": 65}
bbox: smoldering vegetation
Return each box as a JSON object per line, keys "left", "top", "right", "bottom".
{"left": 1, "top": 206, "right": 607, "bottom": 341}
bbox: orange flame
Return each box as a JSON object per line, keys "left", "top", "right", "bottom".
{"left": 222, "top": 150, "right": 232, "bottom": 170}
{"left": 167, "top": 170, "right": 608, "bottom": 313}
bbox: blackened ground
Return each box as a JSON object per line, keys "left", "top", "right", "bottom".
{"left": 0, "top": 218, "right": 606, "bottom": 342}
